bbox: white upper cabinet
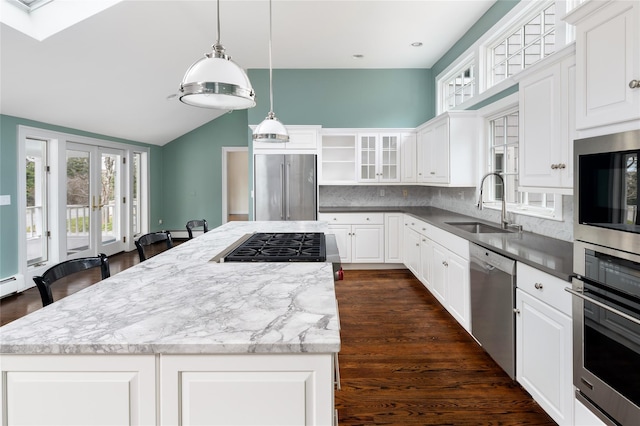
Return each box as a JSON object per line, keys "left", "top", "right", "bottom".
{"left": 319, "top": 133, "right": 357, "bottom": 184}
{"left": 357, "top": 133, "right": 401, "bottom": 183}
{"left": 400, "top": 132, "right": 417, "bottom": 183}
{"left": 517, "top": 47, "right": 576, "bottom": 193}
{"left": 416, "top": 111, "right": 477, "bottom": 187}
{"left": 565, "top": 0, "right": 640, "bottom": 129}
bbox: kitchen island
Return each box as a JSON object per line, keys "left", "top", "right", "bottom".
{"left": 0, "top": 221, "right": 340, "bottom": 426}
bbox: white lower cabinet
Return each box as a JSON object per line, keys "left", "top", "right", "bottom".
{"left": 431, "top": 241, "right": 470, "bottom": 331}
{"left": 516, "top": 263, "right": 573, "bottom": 426}
{"left": 403, "top": 222, "right": 421, "bottom": 276}
{"left": 419, "top": 235, "right": 431, "bottom": 290}
{"left": 430, "top": 243, "right": 448, "bottom": 305}
{"left": 1, "top": 355, "right": 156, "bottom": 426}
{"left": 384, "top": 213, "right": 404, "bottom": 263}
{"left": 401, "top": 214, "right": 470, "bottom": 331}
{"left": 160, "top": 354, "right": 334, "bottom": 426}
{"left": 320, "top": 213, "right": 384, "bottom": 263}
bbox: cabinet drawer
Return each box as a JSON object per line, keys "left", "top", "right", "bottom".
{"left": 403, "top": 215, "right": 431, "bottom": 235}
{"left": 318, "top": 212, "right": 384, "bottom": 225}
{"left": 517, "top": 262, "right": 571, "bottom": 315}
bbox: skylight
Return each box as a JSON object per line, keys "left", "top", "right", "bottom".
{"left": 10, "top": 0, "right": 53, "bottom": 12}
{"left": 0, "top": 0, "right": 122, "bottom": 41}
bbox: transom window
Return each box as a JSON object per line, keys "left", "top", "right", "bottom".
{"left": 490, "top": 2, "right": 556, "bottom": 85}
{"left": 442, "top": 62, "right": 476, "bottom": 112}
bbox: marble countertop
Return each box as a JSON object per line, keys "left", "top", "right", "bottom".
{"left": 320, "top": 206, "right": 574, "bottom": 281}
{"left": 0, "top": 221, "right": 341, "bottom": 355}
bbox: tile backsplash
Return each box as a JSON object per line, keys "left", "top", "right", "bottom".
{"left": 319, "top": 185, "right": 573, "bottom": 242}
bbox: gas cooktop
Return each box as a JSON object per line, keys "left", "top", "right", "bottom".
{"left": 223, "top": 232, "right": 326, "bottom": 262}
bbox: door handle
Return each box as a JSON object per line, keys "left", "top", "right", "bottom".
{"left": 565, "top": 286, "right": 640, "bottom": 326}
{"left": 92, "top": 196, "right": 105, "bottom": 211}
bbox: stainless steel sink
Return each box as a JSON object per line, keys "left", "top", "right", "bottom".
{"left": 445, "top": 221, "right": 511, "bottom": 234}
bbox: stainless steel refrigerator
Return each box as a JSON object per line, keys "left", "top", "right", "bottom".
{"left": 254, "top": 154, "right": 317, "bottom": 221}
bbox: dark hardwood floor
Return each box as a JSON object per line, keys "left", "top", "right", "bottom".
{"left": 0, "top": 252, "right": 554, "bottom": 425}
{"left": 334, "top": 269, "right": 554, "bottom": 425}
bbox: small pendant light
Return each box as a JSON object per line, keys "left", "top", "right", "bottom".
{"left": 179, "top": 0, "right": 255, "bottom": 110}
{"left": 253, "top": 0, "right": 289, "bottom": 143}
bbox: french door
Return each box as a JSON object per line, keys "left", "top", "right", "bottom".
{"left": 66, "top": 143, "right": 126, "bottom": 258}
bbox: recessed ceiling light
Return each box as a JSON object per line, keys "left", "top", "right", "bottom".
{"left": 411, "top": 42, "right": 423, "bottom": 47}
{"left": 352, "top": 54, "right": 364, "bottom": 59}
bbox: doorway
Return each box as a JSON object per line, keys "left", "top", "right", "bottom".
{"left": 65, "top": 143, "right": 126, "bottom": 258}
{"left": 222, "top": 147, "right": 249, "bottom": 223}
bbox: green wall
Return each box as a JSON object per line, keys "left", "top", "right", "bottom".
{"left": 248, "top": 69, "right": 433, "bottom": 128}
{"left": 0, "top": 114, "right": 160, "bottom": 278}
{"left": 160, "top": 111, "right": 249, "bottom": 231}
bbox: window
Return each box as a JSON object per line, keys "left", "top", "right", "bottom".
{"left": 490, "top": 2, "right": 556, "bottom": 85}
{"left": 441, "top": 60, "right": 476, "bottom": 112}
{"left": 25, "top": 137, "right": 49, "bottom": 266}
{"left": 486, "top": 109, "right": 561, "bottom": 219}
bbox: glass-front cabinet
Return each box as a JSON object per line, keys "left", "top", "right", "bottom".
{"left": 358, "top": 133, "right": 400, "bottom": 183}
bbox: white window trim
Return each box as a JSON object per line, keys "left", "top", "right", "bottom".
{"left": 476, "top": 94, "right": 564, "bottom": 221}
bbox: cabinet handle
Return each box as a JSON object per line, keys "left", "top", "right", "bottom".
{"left": 430, "top": 171, "right": 436, "bottom": 175}
{"left": 442, "top": 261, "right": 448, "bottom": 267}
{"left": 630, "top": 80, "right": 640, "bottom": 89}
{"left": 551, "top": 164, "right": 558, "bottom": 170}
{"left": 514, "top": 308, "right": 521, "bottom": 315}
{"left": 558, "top": 163, "right": 566, "bottom": 169}
{"left": 416, "top": 243, "right": 419, "bottom": 247}
{"left": 534, "top": 283, "right": 543, "bottom": 290}
{"left": 418, "top": 172, "right": 422, "bottom": 176}
{"left": 366, "top": 217, "right": 370, "bottom": 221}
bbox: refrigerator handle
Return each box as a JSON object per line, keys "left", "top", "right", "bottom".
{"left": 285, "top": 161, "right": 291, "bottom": 219}
{"left": 280, "top": 163, "right": 285, "bottom": 220}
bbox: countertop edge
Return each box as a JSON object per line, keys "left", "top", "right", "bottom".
{"left": 320, "top": 206, "right": 574, "bottom": 281}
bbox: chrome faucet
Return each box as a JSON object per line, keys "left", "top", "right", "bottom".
{"left": 477, "top": 172, "right": 509, "bottom": 229}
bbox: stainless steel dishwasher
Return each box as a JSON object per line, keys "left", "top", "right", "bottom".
{"left": 470, "top": 243, "right": 517, "bottom": 379}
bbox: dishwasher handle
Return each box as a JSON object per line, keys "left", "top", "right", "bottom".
{"left": 470, "top": 244, "right": 516, "bottom": 275}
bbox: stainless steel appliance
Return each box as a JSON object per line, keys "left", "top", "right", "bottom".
{"left": 569, "top": 242, "right": 640, "bottom": 426}
{"left": 574, "top": 129, "right": 639, "bottom": 255}
{"left": 470, "top": 243, "right": 517, "bottom": 379}
{"left": 254, "top": 154, "right": 317, "bottom": 221}
{"left": 569, "top": 130, "right": 640, "bottom": 425}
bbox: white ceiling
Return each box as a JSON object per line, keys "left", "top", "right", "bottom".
{"left": 0, "top": 0, "right": 495, "bottom": 146}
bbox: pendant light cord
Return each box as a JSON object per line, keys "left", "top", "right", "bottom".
{"left": 268, "top": 0, "right": 274, "bottom": 114}
{"left": 216, "top": 0, "right": 221, "bottom": 45}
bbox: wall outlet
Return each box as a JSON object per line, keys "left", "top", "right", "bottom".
{"left": 402, "top": 189, "right": 408, "bottom": 197}
{"left": 158, "top": 219, "right": 163, "bottom": 225}
{"left": 0, "top": 195, "right": 10, "bottom": 206}
{"left": 379, "top": 189, "right": 385, "bottom": 197}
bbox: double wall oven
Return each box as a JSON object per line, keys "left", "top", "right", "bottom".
{"left": 570, "top": 130, "right": 640, "bottom": 425}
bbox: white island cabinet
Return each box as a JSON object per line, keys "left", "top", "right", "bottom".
{"left": 0, "top": 221, "right": 340, "bottom": 426}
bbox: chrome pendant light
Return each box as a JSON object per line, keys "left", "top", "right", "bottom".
{"left": 252, "top": 0, "right": 289, "bottom": 143}
{"left": 179, "top": 0, "right": 255, "bottom": 110}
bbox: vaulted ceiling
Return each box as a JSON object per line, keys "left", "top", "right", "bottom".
{"left": 0, "top": 0, "right": 494, "bottom": 145}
